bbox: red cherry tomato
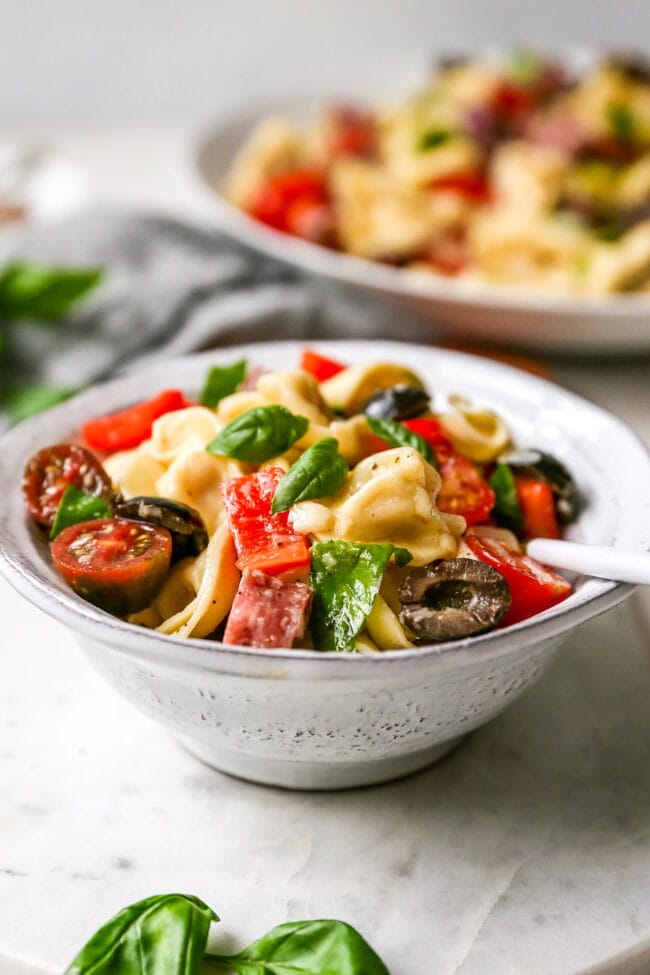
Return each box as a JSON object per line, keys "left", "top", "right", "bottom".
{"left": 436, "top": 453, "right": 495, "bottom": 525}
{"left": 22, "top": 444, "right": 113, "bottom": 529}
{"left": 466, "top": 534, "right": 571, "bottom": 626}
{"left": 51, "top": 518, "right": 172, "bottom": 615}
{"left": 515, "top": 478, "right": 560, "bottom": 540}
{"left": 430, "top": 171, "right": 492, "bottom": 203}
{"left": 299, "top": 348, "right": 346, "bottom": 383}
{"left": 248, "top": 169, "right": 328, "bottom": 232}
{"left": 82, "top": 389, "right": 191, "bottom": 453}
{"left": 326, "top": 106, "right": 377, "bottom": 159}
{"left": 490, "top": 80, "right": 536, "bottom": 119}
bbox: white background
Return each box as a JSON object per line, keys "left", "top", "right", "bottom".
{"left": 3, "top": 0, "right": 650, "bottom": 123}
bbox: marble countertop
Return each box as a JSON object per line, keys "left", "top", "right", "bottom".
{"left": 1, "top": 125, "right": 650, "bottom": 975}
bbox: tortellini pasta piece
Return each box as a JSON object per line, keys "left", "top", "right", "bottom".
{"left": 366, "top": 594, "right": 413, "bottom": 650}
{"left": 149, "top": 407, "right": 222, "bottom": 463}
{"left": 438, "top": 397, "right": 510, "bottom": 463}
{"left": 256, "top": 370, "right": 332, "bottom": 425}
{"left": 585, "top": 221, "right": 650, "bottom": 293}
{"left": 328, "top": 158, "right": 443, "bottom": 259}
{"left": 290, "top": 446, "right": 464, "bottom": 565}
{"left": 156, "top": 447, "right": 244, "bottom": 535}
{"left": 320, "top": 362, "right": 422, "bottom": 415}
{"left": 222, "top": 115, "right": 306, "bottom": 209}
{"left": 157, "top": 522, "right": 240, "bottom": 639}
{"left": 104, "top": 446, "right": 166, "bottom": 499}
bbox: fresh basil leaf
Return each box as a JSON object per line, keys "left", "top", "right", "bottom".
{"left": 200, "top": 360, "right": 247, "bottom": 408}
{"left": 366, "top": 416, "right": 435, "bottom": 465}
{"left": 64, "top": 893, "right": 217, "bottom": 975}
{"left": 607, "top": 103, "right": 636, "bottom": 142}
{"left": 207, "top": 919, "right": 389, "bottom": 975}
{"left": 489, "top": 463, "right": 523, "bottom": 531}
{"left": 50, "top": 485, "right": 111, "bottom": 540}
{"left": 0, "top": 263, "right": 103, "bottom": 320}
{"left": 310, "top": 540, "right": 395, "bottom": 652}
{"left": 271, "top": 437, "right": 348, "bottom": 514}
{"left": 392, "top": 546, "right": 413, "bottom": 567}
{"left": 416, "top": 128, "right": 453, "bottom": 152}
{"left": 206, "top": 406, "right": 309, "bottom": 463}
{"left": 4, "top": 383, "right": 78, "bottom": 422}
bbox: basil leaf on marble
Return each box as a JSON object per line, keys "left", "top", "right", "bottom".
{"left": 50, "top": 485, "right": 111, "bottom": 540}
{"left": 0, "top": 262, "right": 103, "bottom": 320}
{"left": 200, "top": 360, "right": 247, "bottom": 408}
{"left": 271, "top": 437, "right": 348, "bottom": 513}
{"left": 63, "top": 893, "right": 217, "bottom": 975}
{"left": 366, "top": 416, "right": 435, "bottom": 465}
{"left": 206, "top": 406, "right": 309, "bottom": 463}
{"left": 207, "top": 919, "right": 390, "bottom": 975}
{"left": 489, "top": 463, "right": 523, "bottom": 531}
{"left": 310, "top": 540, "right": 395, "bottom": 653}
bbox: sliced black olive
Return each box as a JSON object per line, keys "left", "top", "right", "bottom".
{"left": 362, "top": 384, "right": 431, "bottom": 421}
{"left": 111, "top": 496, "right": 209, "bottom": 561}
{"left": 399, "top": 558, "right": 511, "bottom": 642}
{"left": 497, "top": 448, "right": 581, "bottom": 524}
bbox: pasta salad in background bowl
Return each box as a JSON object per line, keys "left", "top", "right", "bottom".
{"left": 1, "top": 340, "right": 648, "bottom": 789}
{"left": 195, "top": 49, "right": 650, "bottom": 353}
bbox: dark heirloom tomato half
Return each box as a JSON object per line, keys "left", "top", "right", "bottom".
{"left": 50, "top": 518, "right": 172, "bottom": 616}
{"left": 22, "top": 444, "right": 113, "bottom": 529}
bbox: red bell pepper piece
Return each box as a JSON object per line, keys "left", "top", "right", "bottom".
{"left": 515, "top": 478, "right": 560, "bottom": 540}
{"left": 402, "top": 418, "right": 455, "bottom": 463}
{"left": 430, "top": 171, "right": 492, "bottom": 203}
{"left": 300, "top": 348, "right": 346, "bottom": 383}
{"left": 82, "top": 389, "right": 191, "bottom": 452}
{"left": 248, "top": 169, "right": 328, "bottom": 232}
{"left": 220, "top": 468, "right": 311, "bottom": 577}
{"left": 466, "top": 534, "right": 571, "bottom": 626}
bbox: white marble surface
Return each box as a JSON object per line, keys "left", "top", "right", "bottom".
{"left": 1, "top": 125, "right": 650, "bottom": 975}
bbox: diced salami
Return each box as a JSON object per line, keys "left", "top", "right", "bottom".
{"left": 223, "top": 569, "right": 312, "bottom": 649}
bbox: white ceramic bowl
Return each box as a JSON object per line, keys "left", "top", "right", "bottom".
{"left": 1, "top": 341, "right": 649, "bottom": 790}
{"left": 194, "top": 104, "right": 650, "bottom": 355}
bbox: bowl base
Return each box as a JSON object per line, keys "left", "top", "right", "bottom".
{"left": 177, "top": 735, "right": 466, "bottom": 791}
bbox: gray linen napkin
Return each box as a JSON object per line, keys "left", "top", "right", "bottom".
{"left": 0, "top": 208, "right": 433, "bottom": 394}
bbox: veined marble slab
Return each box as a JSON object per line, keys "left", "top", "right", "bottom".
{"left": 1, "top": 575, "right": 650, "bottom": 975}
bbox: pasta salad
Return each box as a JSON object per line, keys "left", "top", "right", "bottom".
{"left": 224, "top": 51, "right": 650, "bottom": 294}
{"left": 21, "top": 350, "right": 579, "bottom": 652}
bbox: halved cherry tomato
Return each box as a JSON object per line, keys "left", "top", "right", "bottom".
{"left": 300, "top": 348, "right": 346, "bottom": 383}
{"left": 51, "top": 518, "right": 172, "bottom": 615}
{"left": 430, "top": 171, "right": 492, "bottom": 203}
{"left": 515, "top": 478, "right": 560, "bottom": 540}
{"left": 326, "top": 106, "right": 377, "bottom": 159}
{"left": 437, "top": 453, "right": 495, "bottom": 525}
{"left": 220, "top": 469, "right": 310, "bottom": 577}
{"left": 402, "top": 418, "right": 455, "bottom": 463}
{"left": 248, "top": 169, "right": 328, "bottom": 232}
{"left": 22, "top": 444, "right": 113, "bottom": 529}
{"left": 82, "top": 389, "right": 191, "bottom": 453}
{"left": 466, "top": 533, "right": 571, "bottom": 626}
{"left": 490, "top": 80, "right": 536, "bottom": 119}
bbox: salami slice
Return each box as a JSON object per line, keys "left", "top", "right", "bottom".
{"left": 223, "top": 570, "right": 312, "bottom": 649}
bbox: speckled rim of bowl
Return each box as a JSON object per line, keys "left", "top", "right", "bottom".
{"left": 0, "top": 339, "right": 648, "bottom": 678}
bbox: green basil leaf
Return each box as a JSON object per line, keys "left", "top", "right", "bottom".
{"left": 489, "top": 463, "right": 523, "bottom": 531}
{"left": 310, "top": 540, "right": 395, "bottom": 652}
{"left": 0, "top": 263, "right": 103, "bottom": 320}
{"left": 366, "top": 416, "right": 435, "bottom": 465}
{"left": 64, "top": 893, "right": 217, "bottom": 975}
{"left": 416, "top": 128, "right": 453, "bottom": 152}
{"left": 607, "top": 103, "right": 636, "bottom": 142}
{"left": 200, "top": 360, "right": 247, "bottom": 408}
{"left": 206, "top": 406, "right": 309, "bottom": 463}
{"left": 50, "top": 485, "right": 111, "bottom": 540}
{"left": 271, "top": 437, "right": 348, "bottom": 514}
{"left": 392, "top": 546, "right": 413, "bottom": 567}
{"left": 207, "top": 919, "right": 389, "bottom": 975}
{"left": 4, "top": 383, "right": 78, "bottom": 422}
